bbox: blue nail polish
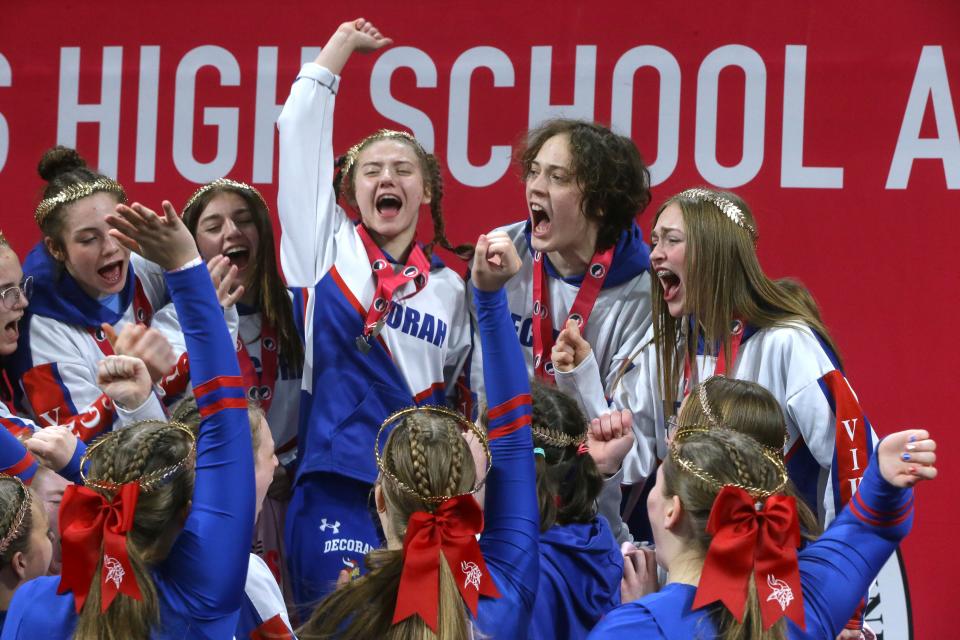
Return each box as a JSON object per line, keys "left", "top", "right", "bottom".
{"left": 908, "top": 435, "right": 917, "bottom": 443}
{"left": 901, "top": 453, "right": 911, "bottom": 461}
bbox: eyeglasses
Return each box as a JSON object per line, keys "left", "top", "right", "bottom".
{"left": 666, "top": 415, "right": 679, "bottom": 442}
{"left": 0, "top": 276, "right": 32, "bottom": 311}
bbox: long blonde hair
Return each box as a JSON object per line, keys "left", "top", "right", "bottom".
{"left": 300, "top": 411, "right": 477, "bottom": 640}
{"left": 653, "top": 188, "right": 841, "bottom": 415}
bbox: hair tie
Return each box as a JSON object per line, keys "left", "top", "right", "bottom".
{"left": 533, "top": 447, "right": 545, "bottom": 457}
{"left": 394, "top": 495, "right": 500, "bottom": 631}
{"left": 576, "top": 441, "right": 590, "bottom": 456}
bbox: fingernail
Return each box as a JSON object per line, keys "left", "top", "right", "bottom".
{"left": 906, "top": 444, "right": 916, "bottom": 451}
{"left": 909, "top": 435, "right": 917, "bottom": 442}
{"left": 901, "top": 453, "right": 911, "bottom": 461}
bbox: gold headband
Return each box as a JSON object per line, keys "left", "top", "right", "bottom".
{"left": 670, "top": 427, "right": 789, "bottom": 499}
{"left": 35, "top": 178, "right": 127, "bottom": 228}
{"left": 0, "top": 476, "right": 31, "bottom": 556}
{"left": 678, "top": 188, "right": 758, "bottom": 242}
{"left": 183, "top": 178, "right": 269, "bottom": 216}
{"left": 375, "top": 405, "right": 491, "bottom": 504}
{"left": 340, "top": 129, "right": 424, "bottom": 184}
{"left": 81, "top": 421, "right": 198, "bottom": 494}
{"left": 532, "top": 425, "right": 586, "bottom": 449}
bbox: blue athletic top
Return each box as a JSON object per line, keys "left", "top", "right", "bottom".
{"left": 1, "top": 262, "right": 255, "bottom": 640}
{"left": 588, "top": 451, "right": 914, "bottom": 639}
{"left": 530, "top": 518, "right": 622, "bottom": 640}
{"left": 472, "top": 286, "right": 540, "bottom": 638}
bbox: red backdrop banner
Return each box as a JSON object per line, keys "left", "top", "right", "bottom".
{"left": 1, "top": 1, "right": 958, "bottom": 634}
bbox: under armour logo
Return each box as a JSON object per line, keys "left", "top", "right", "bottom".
{"left": 461, "top": 561, "right": 482, "bottom": 590}
{"left": 103, "top": 554, "right": 125, "bottom": 589}
{"left": 319, "top": 518, "right": 341, "bottom": 534}
{"left": 766, "top": 574, "right": 794, "bottom": 611}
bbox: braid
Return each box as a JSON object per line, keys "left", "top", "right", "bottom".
{"left": 423, "top": 154, "right": 473, "bottom": 262}
{"left": 121, "top": 429, "right": 169, "bottom": 484}
{"left": 720, "top": 439, "right": 752, "bottom": 489}
{"left": 98, "top": 433, "right": 123, "bottom": 485}
{"left": 443, "top": 422, "right": 464, "bottom": 498}
{"left": 407, "top": 419, "right": 433, "bottom": 504}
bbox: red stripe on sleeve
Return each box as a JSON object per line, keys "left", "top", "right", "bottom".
{"left": 193, "top": 375, "right": 245, "bottom": 398}
{"left": 198, "top": 397, "right": 250, "bottom": 418}
{"left": 487, "top": 394, "right": 532, "bottom": 420}
{"left": 489, "top": 414, "right": 532, "bottom": 441}
{"left": 3, "top": 453, "right": 36, "bottom": 480}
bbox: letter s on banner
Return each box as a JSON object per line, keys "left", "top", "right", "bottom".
{"left": 0, "top": 52, "right": 9, "bottom": 173}
{"left": 371, "top": 47, "right": 437, "bottom": 152}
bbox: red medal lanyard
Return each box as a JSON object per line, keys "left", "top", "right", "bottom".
{"left": 87, "top": 279, "right": 155, "bottom": 357}
{"left": 355, "top": 224, "right": 430, "bottom": 353}
{"left": 682, "top": 319, "right": 745, "bottom": 397}
{"left": 236, "top": 322, "right": 279, "bottom": 413}
{"left": 531, "top": 246, "right": 615, "bottom": 380}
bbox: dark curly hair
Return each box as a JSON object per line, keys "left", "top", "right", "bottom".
{"left": 519, "top": 119, "right": 652, "bottom": 251}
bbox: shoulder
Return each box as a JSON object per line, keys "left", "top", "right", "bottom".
{"left": 589, "top": 601, "right": 663, "bottom": 637}
{"left": 6, "top": 576, "right": 75, "bottom": 635}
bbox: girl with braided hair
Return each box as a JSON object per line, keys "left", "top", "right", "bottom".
{"left": 0, "top": 476, "right": 52, "bottom": 632}
{"left": 588, "top": 413, "right": 937, "bottom": 639}
{"left": 277, "top": 18, "right": 471, "bottom": 607}
{"left": 299, "top": 232, "right": 538, "bottom": 638}
{"left": 2, "top": 199, "right": 255, "bottom": 639}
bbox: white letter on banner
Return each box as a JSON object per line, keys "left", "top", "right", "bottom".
{"left": 448, "top": 47, "right": 515, "bottom": 187}
{"left": 694, "top": 45, "right": 766, "bottom": 188}
{"left": 0, "top": 53, "right": 10, "bottom": 173}
{"left": 135, "top": 46, "right": 160, "bottom": 182}
{"left": 252, "top": 46, "right": 281, "bottom": 183}
{"left": 173, "top": 46, "right": 240, "bottom": 183}
{"left": 781, "top": 45, "right": 843, "bottom": 188}
{"left": 529, "top": 45, "right": 597, "bottom": 127}
{"left": 371, "top": 47, "right": 437, "bottom": 152}
{"left": 610, "top": 46, "right": 681, "bottom": 186}
{"left": 57, "top": 47, "right": 123, "bottom": 178}
{"left": 887, "top": 46, "right": 960, "bottom": 189}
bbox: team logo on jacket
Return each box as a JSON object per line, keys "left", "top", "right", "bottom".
{"left": 568, "top": 313, "right": 584, "bottom": 328}
{"left": 104, "top": 554, "right": 125, "bottom": 589}
{"left": 533, "top": 251, "right": 543, "bottom": 262}
{"left": 402, "top": 266, "right": 420, "bottom": 278}
{"left": 373, "top": 297, "right": 388, "bottom": 312}
{"left": 534, "top": 354, "right": 542, "bottom": 369}
{"left": 590, "top": 263, "right": 606, "bottom": 279}
{"left": 248, "top": 386, "right": 272, "bottom": 402}
{"left": 544, "top": 362, "right": 555, "bottom": 376}
{"left": 95, "top": 328, "right": 107, "bottom": 342}
{"left": 319, "top": 518, "right": 340, "bottom": 534}
{"left": 372, "top": 259, "right": 387, "bottom": 272}
{"left": 533, "top": 301, "right": 547, "bottom": 318}
{"left": 136, "top": 308, "right": 146, "bottom": 322}
{"left": 461, "top": 561, "right": 482, "bottom": 590}
{"left": 342, "top": 557, "right": 360, "bottom": 580}
{"left": 263, "top": 337, "right": 277, "bottom": 352}
{"left": 765, "top": 574, "right": 794, "bottom": 611}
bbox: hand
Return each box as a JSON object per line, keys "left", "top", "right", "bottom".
{"left": 97, "top": 354, "right": 153, "bottom": 409}
{"left": 207, "top": 255, "right": 244, "bottom": 307}
{"left": 877, "top": 429, "right": 937, "bottom": 487}
{"left": 316, "top": 18, "right": 393, "bottom": 75}
{"left": 551, "top": 319, "right": 592, "bottom": 373}
{"left": 587, "top": 409, "right": 635, "bottom": 475}
{"left": 25, "top": 426, "right": 78, "bottom": 472}
{"left": 106, "top": 201, "right": 200, "bottom": 271}
{"left": 472, "top": 231, "right": 521, "bottom": 292}
{"left": 621, "top": 542, "right": 658, "bottom": 604}
{"left": 103, "top": 323, "right": 176, "bottom": 385}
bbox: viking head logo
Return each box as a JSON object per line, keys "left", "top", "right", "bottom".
{"left": 544, "top": 362, "right": 556, "bottom": 376}
{"left": 402, "top": 266, "right": 419, "bottom": 279}
{"left": 533, "top": 251, "right": 542, "bottom": 263}
{"left": 590, "top": 263, "right": 606, "bottom": 279}
{"left": 766, "top": 574, "right": 794, "bottom": 612}
{"left": 568, "top": 313, "right": 584, "bottom": 328}
{"left": 373, "top": 297, "right": 388, "bottom": 312}
{"left": 461, "top": 561, "right": 482, "bottom": 590}
{"left": 103, "top": 554, "right": 125, "bottom": 589}
{"left": 342, "top": 557, "right": 360, "bottom": 580}
{"left": 263, "top": 337, "right": 277, "bottom": 352}
{"left": 372, "top": 259, "right": 387, "bottom": 272}
{"left": 136, "top": 308, "right": 146, "bottom": 322}
{"left": 95, "top": 328, "right": 106, "bottom": 342}
{"left": 258, "top": 386, "right": 272, "bottom": 401}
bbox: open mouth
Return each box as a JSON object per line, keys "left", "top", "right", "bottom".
{"left": 657, "top": 269, "right": 682, "bottom": 302}
{"left": 97, "top": 261, "right": 124, "bottom": 286}
{"left": 2, "top": 317, "right": 21, "bottom": 342}
{"left": 530, "top": 202, "right": 551, "bottom": 235}
{"left": 376, "top": 194, "right": 403, "bottom": 218}
{"left": 224, "top": 246, "right": 251, "bottom": 271}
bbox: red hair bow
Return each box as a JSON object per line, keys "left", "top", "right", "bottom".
{"left": 692, "top": 486, "right": 806, "bottom": 630}
{"left": 57, "top": 482, "right": 142, "bottom": 613}
{"left": 393, "top": 494, "right": 501, "bottom": 631}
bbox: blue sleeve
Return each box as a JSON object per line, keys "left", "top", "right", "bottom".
{"left": 0, "top": 426, "right": 37, "bottom": 484}
{"left": 156, "top": 262, "right": 255, "bottom": 617}
{"left": 57, "top": 439, "right": 87, "bottom": 485}
{"left": 473, "top": 287, "right": 539, "bottom": 638}
{"left": 797, "top": 452, "right": 913, "bottom": 638}
{"left": 587, "top": 603, "right": 663, "bottom": 639}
